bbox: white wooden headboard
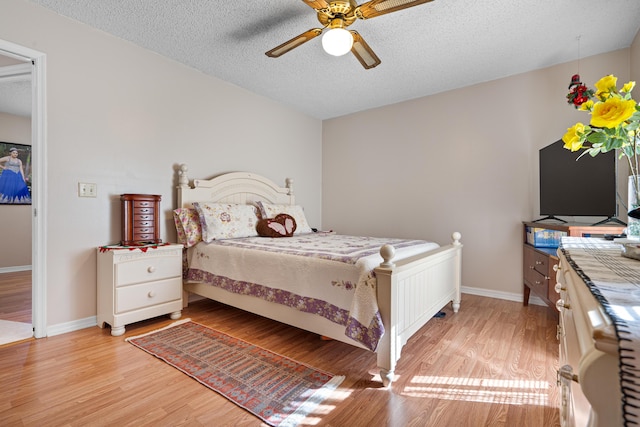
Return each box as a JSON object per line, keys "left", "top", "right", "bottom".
{"left": 176, "top": 164, "right": 295, "bottom": 208}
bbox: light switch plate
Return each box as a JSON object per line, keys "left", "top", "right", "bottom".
{"left": 78, "top": 182, "right": 97, "bottom": 197}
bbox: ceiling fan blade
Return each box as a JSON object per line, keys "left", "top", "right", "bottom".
{"left": 350, "top": 31, "right": 381, "bottom": 69}
{"left": 301, "top": 0, "right": 331, "bottom": 11}
{"left": 356, "top": 0, "right": 434, "bottom": 19}
{"left": 265, "top": 28, "right": 323, "bottom": 58}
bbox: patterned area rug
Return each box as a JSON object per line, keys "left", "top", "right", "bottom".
{"left": 126, "top": 319, "right": 344, "bottom": 426}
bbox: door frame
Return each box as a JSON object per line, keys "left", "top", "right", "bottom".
{"left": 0, "top": 39, "right": 47, "bottom": 338}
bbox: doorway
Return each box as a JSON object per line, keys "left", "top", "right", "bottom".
{"left": 0, "top": 39, "right": 47, "bottom": 342}
{"left": 0, "top": 55, "right": 32, "bottom": 344}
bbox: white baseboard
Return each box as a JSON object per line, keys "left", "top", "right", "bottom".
{"left": 47, "top": 316, "right": 97, "bottom": 337}
{"left": 0, "top": 265, "right": 32, "bottom": 273}
{"left": 461, "top": 285, "right": 547, "bottom": 307}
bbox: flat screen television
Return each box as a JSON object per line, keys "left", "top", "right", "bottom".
{"left": 539, "top": 139, "right": 618, "bottom": 222}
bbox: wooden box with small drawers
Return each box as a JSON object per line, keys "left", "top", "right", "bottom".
{"left": 121, "top": 194, "right": 162, "bottom": 245}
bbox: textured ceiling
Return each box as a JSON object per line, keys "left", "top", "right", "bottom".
{"left": 4, "top": 0, "right": 640, "bottom": 119}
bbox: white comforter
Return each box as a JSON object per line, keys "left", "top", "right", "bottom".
{"left": 186, "top": 233, "right": 439, "bottom": 350}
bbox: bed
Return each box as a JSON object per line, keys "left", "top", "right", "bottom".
{"left": 174, "top": 164, "right": 462, "bottom": 386}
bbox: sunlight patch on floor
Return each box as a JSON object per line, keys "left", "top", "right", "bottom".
{"left": 401, "top": 375, "right": 552, "bottom": 406}
{"left": 0, "top": 319, "right": 32, "bottom": 345}
{"left": 371, "top": 372, "right": 399, "bottom": 385}
{"left": 299, "top": 389, "right": 352, "bottom": 425}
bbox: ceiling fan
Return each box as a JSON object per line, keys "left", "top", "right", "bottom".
{"left": 266, "top": 0, "right": 434, "bottom": 69}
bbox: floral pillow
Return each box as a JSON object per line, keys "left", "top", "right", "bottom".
{"left": 193, "top": 202, "right": 259, "bottom": 242}
{"left": 172, "top": 208, "right": 202, "bottom": 248}
{"left": 256, "top": 201, "right": 313, "bottom": 234}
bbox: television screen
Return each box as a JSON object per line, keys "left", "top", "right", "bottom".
{"left": 539, "top": 139, "right": 617, "bottom": 218}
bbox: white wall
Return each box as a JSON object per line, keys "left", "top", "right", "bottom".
{"left": 1, "top": 0, "right": 636, "bottom": 330}
{"left": 632, "top": 25, "right": 640, "bottom": 82}
{"left": 1, "top": 0, "right": 322, "bottom": 327}
{"left": 0, "top": 112, "right": 31, "bottom": 269}
{"left": 322, "top": 49, "right": 632, "bottom": 298}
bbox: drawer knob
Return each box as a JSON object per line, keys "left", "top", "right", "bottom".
{"left": 148, "top": 291, "right": 155, "bottom": 298}
{"left": 535, "top": 260, "right": 543, "bottom": 265}
{"left": 147, "top": 266, "right": 156, "bottom": 273}
{"left": 554, "top": 283, "right": 566, "bottom": 293}
{"left": 556, "top": 299, "right": 570, "bottom": 311}
{"left": 557, "top": 365, "right": 579, "bottom": 384}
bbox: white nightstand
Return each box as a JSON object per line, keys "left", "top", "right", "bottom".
{"left": 97, "top": 243, "right": 183, "bottom": 336}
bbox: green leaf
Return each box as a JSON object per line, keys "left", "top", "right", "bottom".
{"left": 627, "top": 121, "right": 640, "bottom": 131}
{"left": 586, "top": 131, "right": 607, "bottom": 144}
{"left": 623, "top": 145, "right": 635, "bottom": 158}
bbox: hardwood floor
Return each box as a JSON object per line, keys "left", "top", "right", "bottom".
{"left": 0, "top": 270, "right": 31, "bottom": 323}
{"left": 0, "top": 294, "right": 560, "bottom": 426}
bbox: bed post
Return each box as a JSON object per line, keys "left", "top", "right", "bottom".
{"left": 375, "top": 245, "right": 398, "bottom": 387}
{"left": 374, "top": 232, "right": 463, "bottom": 387}
{"left": 177, "top": 163, "right": 190, "bottom": 308}
{"left": 177, "top": 163, "right": 191, "bottom": 207}
{"left": 285, "top": 178, "right": 293, "bottom": 196}
{"left": 178, "top": 164, "right": 190, "bottom": 188}
{"left": 451, "top": 231, "right": 462, "bottom": 312}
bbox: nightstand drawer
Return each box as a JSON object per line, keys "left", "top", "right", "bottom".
{"left": 116, "top": 278, "right": 182, "bottom": 313}
{"left": 526, "top": 268, "right": 547, "bottom": 293}
{"left": 134, "top": 220, "right": 154, "bottom": 228}
{"left": 134, "top": 206, "right": 154, "bottom": 213}
{"left": 133, "top": 232, "right": 156, "bottom": 241}
{"left": 532, "top": 251, "right": 549, "bottom": 276}
{"left": 115, "top": 255, "right": 181, "bottom": 286}
{"left": 134, "top": 227, "right": 154, "bottom": 234}
{"left": 134, "top": 200, "right": 155, "bottom": 208}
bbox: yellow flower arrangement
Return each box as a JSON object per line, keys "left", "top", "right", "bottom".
{"left": 562, "top": 74, "right": 640, "bottom": 218}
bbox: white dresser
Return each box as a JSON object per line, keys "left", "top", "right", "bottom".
{"left": 97, "top": 243, "right": 183, "bottom": 336}
{"left": 556, "top": 239, "right": 626, "bottom": 426}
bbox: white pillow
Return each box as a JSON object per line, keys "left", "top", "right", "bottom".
{"left": 256, "top": 202, "right": 313, "bottom": 234}
{"left": 193, "top": 202, "right": 259, "bottom": 242}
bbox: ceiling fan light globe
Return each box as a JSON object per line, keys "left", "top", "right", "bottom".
{"left": 322, "top": 28, "right": 353, "bottom": 56}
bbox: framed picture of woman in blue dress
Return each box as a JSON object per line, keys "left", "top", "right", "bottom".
{"left": 0, "top": 142, "right": 31, "bottom": 205}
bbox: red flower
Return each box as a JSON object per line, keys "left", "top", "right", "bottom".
{"left": 566, "top": 81, "right": 594, "bottom": 108}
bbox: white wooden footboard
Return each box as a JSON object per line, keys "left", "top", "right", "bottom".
{"left": 374, "top": 232, "right": 462, "bottom": 386}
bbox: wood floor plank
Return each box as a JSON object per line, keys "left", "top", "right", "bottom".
{"left": 0, "top": 294, "right": 560, "bottom": 426}
{"left": 0, "top": 270, "right": 31, "bottom": 323}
